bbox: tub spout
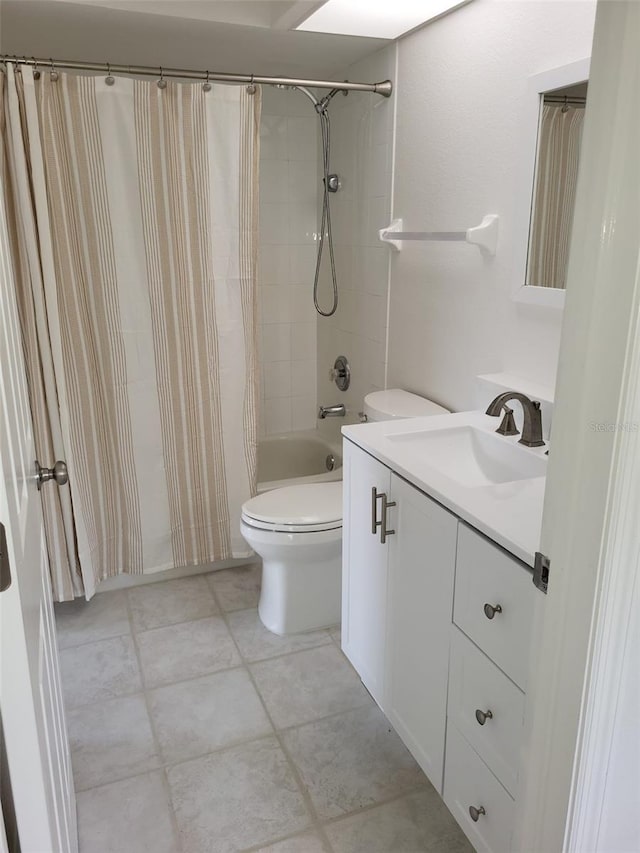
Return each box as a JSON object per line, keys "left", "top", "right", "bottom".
{"left": 318, "top": 404, "right": 346, "bottom": 419}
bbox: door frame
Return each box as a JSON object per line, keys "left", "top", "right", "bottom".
{"left": 515, "top": 2, "right": 640, "bottom": 850}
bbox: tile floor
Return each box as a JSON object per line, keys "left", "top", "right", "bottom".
{"left": 55, "top": 566, "right": 473, "bottom": 853}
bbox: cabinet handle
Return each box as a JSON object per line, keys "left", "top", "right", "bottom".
{"left": 483, "top": 602, "right": 502, "bottom": 620}
{"left": 371, "top": 487, "right": 383, "bottom": 535}
{"left": 475, "top": 708, "right": 493, "bottom": 726}
{"left": 469, "top": 805, "right": 486, "bottom": 822}
{"left": 380, "top": 493, "right": 396, "bottom": 544}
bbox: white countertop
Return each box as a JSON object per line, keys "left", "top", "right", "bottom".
{"left": 342, "top": 410, "right": 547, "bottom": 567}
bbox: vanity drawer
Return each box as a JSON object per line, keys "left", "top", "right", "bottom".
{"left": 448, "top": 626, "right": 525, "bottom": 795}
{"left": 444, "top": 723, "right": 515, "bottom": 853}
{"left": 453, "top": 524, "right": 534, "bottom": 689}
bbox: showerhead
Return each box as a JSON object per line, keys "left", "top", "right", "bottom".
{"left": 315, "top": 88, "right": 343, "bottom": 114}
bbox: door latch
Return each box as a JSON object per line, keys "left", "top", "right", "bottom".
{"left": 533, "top": 551, "right": 550, "bottom": 594}
{"left": 0, "top": 522, "right": 11, "bottom": 592}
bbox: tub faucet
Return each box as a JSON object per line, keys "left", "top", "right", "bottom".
{"left": 318, "top": 404, "right": 346, "bottom": 419}
{"left": 486, "top": 392, "right": 545, "bottom": 447}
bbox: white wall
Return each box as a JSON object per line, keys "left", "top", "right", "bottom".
{"left": 258, "top": 86, "right": 318, "bottom": 435}
{"left": 316, "top": 44, "right": 396, "bottom": 433}
{"left": 387, "top": 0, "right": 597, "bottom": 413}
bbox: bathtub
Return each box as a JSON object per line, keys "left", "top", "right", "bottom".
{"left": 257, "top": 430, "right": 342, "bottom": 493}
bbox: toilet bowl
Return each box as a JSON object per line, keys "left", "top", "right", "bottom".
{"left": 242, "top": 390, "right": 450, "bottom": 636}
{"left": 240, "top": 483, "right": 342, "bottom": 635}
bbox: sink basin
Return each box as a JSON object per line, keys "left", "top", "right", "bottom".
{"left": 386, "top": 425, "right": 546, "bottom": 487}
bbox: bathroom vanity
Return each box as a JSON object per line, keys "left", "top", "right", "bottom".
{"left": 341, "top": 412, "right": 546, "bottom": 853}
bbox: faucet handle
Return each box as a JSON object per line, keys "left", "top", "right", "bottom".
{"left": 496, "top": 405, "right": 519, "bottom": 436}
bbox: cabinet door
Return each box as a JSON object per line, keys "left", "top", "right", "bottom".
{"left": 386, "top": 473, "right": 458, "bottom": 792}
{"left": 342, "top": 439, "right": 391, "bottom": 706}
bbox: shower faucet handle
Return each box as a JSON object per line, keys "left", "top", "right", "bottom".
{"left": 329, "top": 356, "right": 350, "bottom": 391}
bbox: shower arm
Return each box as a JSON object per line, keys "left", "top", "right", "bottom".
{"left": 0, "top": 55, "right": 393, "bottom": 98}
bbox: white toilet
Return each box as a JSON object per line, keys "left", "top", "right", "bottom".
{"left": 241, "top": 389, "right": 450, "bottom": 635}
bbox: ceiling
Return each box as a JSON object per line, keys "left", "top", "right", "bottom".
{"left": 25, "top": 0, "right": 325, "bottom": 29}
{"left": 0, "top": 0, "right": 389, "bottom": 80}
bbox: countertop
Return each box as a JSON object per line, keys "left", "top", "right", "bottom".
{"left": 342, "top": 410, "right": 547, "bottom": 567}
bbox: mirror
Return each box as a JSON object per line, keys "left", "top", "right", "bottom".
{"left": 526, "top": 81, "right": 587, "bottom": 290}
{"left": 513, "top": 58, "right": 590, "bottom": 309}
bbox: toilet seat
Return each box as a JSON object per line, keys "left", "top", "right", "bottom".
{"left": 241, "top": 482, "right": 342, "bottom": 534}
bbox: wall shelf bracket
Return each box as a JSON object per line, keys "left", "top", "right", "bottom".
{"left": 378, "top": 214, "right": 499, "bottom": 257}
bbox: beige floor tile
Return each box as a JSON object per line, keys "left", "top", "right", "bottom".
{"left": 55, "top": 591, "right": 130, "bottom": 650}
{"left": 283, "top": 704, "right": 426, "bottom": 820}
{"left": 228, "top": 608, "right": 332, "bottom": 663}
{"left": 207, "top": 564, "right": 262, "bottom": 612}
{"left": 250, "top": 831, "right": 328, "bottom": 852}
{"left": 128, "top": 576, "right": 217, "bottom": 632}
{"left": 68, "top": 694, "right": 160, "bottom": 791}
{"left": 325, "top": 789, "right": 473, "bottom": 853}
{"left": 137, "top": 616, "right": 240, "bottom": 688}
{"left": 60, "top": 636, "right": 141, "bottom": 709}
{"left": 148, "top": 668, "right": 272, "bottom": 763}
{"left": 250, "top": 645, "right": 370, "bottom": 729}
{"left": 77, "top": 771, "right": 179, "bottom": 853}
{"left": 167, "top": 736, "right": 311, "bottom": 853}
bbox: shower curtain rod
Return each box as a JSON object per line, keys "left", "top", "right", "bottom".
{"left": 0, "top": 54, "right": 393, "bottom": 97}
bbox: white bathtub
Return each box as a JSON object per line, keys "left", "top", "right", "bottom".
{"left": 257, "top": 430, "right": 342, "bottom": 493}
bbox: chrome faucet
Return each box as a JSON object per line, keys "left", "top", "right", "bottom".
{"left": 485, "top": 392, "right": 545, "bottom": 447}
{"left": 318, "top": 404, "right": 346, "bottom": 419}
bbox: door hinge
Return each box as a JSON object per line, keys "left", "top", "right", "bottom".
{"left": 533, "top": 551, "right": 550, "bottom": 594}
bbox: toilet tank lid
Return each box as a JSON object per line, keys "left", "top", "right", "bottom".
{"left": 364, "top": 389, "right": 450, "bottom": 420}
{"left": 242, "top": 482, "right": 342, "bottom": 526}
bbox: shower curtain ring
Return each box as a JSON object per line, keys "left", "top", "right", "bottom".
{"left": 203, "top": 70, "right": 211, "bottom": 93}
{"left": 49, "top": 58, "right": 59, "bottom": 82}
{"left": 105, "top": 63, "right": 115, "bottom": 86}
{"left": 247, "top": 74, "right": 256, "bottom": 95}
{"left": 157, "top": 66, "right": 167, "bottom": 90}
{"left": 32, "top": 57, "right": 41, "bottom": 80}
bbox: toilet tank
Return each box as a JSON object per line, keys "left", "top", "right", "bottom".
{"left": 363, "top": 389, "right": 450, "bottom": 422}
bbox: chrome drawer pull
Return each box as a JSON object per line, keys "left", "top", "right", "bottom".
{"left": 483, "top": 602, "right": 502, "bottom": 620}
{"left": 475, "top": 708, "right": 493, "bottom": 726}
{"left": 380, "top": 493, "right": 396, "bottom": 545}
{"left": 469, "top": 805, "right": 486, "bottom": 822}
{"left": 371, "top": 487, "right": 383, "bottom": 535}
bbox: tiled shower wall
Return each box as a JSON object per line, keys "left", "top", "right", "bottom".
{"left": 316, "top": 45, "right": 396, "bottom": 435}
{"left": 258, "top": 87, "right": 319, "bottom": 435}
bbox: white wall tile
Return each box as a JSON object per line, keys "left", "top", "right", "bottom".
{"left": 261, "top": 324, "right": 291, "bottom": 363}
{"left": 264, "top": 361, "right": 292, "bottom": 400}
{"left": 264, "top": 397, "right": 292, "bottom": 435}
{"left": 259, "top": 97, "right": 321, "bottom": 434}
{"left": 260, "top": 203, "right": 288, "bottom": 246}
{"left": 291, "top": 396, "right": 317, "bottom": 432}
{"left": 259, "top": 245, "right": 290, "bottom": 286}
{"left": 291, "top": 360, "right": 316, "bottom": 398}
{"left": 289, "top": 246, "right": 316, "bottom": 285}
{"left": 261, "top": 286, "right": 292, "bottom": 325}
{"left": 286, "top": 117, "right": 317, "bottom": 161}
{"left": 260, "top": 114, "right": 288, "bottom": 161}
{"left": 291, "top": 322, "right": 317, "bottom": 361}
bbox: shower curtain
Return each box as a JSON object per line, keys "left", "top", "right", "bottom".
{"left": 1, "top": 65, "right": 261, "bottom": 600}
{"left": 527, "top": 103, "right": 584, "bottom": 289}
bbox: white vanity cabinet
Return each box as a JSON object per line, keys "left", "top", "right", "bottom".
{"left": 342, "top": 439, "right": 457, "bottom": 791}
{"left": 342, "top": 438, "right": 537, "bottom": 853}
{"left": 341, "top": 439, "right": 392, "bottom": 706}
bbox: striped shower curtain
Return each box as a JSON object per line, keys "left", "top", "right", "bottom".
{"left": 527, "top": 103, "right": 584, "bottom": 289}
{"left": 1, "top": 65, "right": 261, "bottom": 600}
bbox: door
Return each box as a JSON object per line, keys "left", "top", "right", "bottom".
{"left": 0, "top": 179, "right": 77, "bottom": 851}
{"left": 342, "top": 439, "right": 391, "bottom": 706}
{"left": 385, "top": 474, "right": 457, "bottom": 792}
